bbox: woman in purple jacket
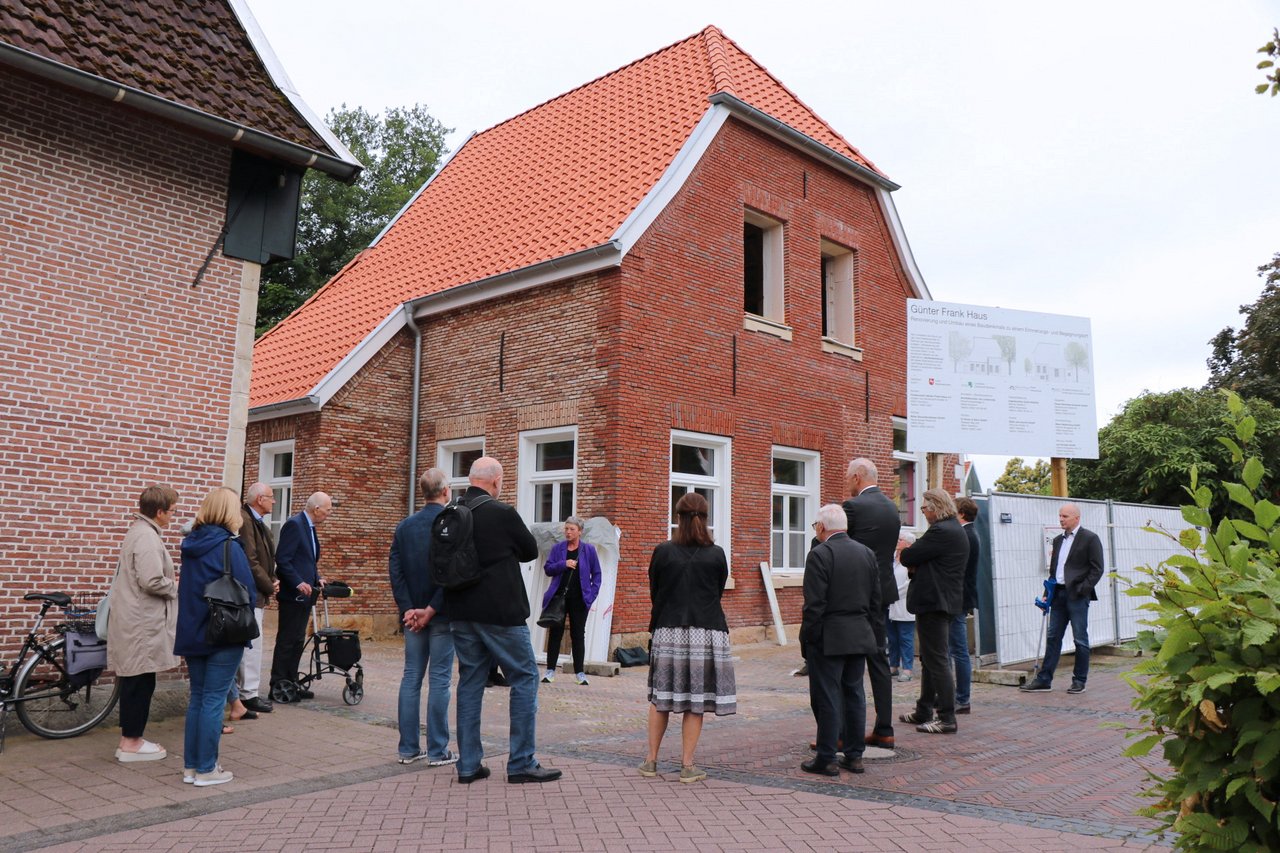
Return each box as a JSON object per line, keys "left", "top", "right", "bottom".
{"left": 540, "top": 516, "right": 602, "bottom": 685}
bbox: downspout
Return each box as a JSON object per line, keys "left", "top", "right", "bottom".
{"left": 404, "top": 304, "right": 423, "bottom": 515}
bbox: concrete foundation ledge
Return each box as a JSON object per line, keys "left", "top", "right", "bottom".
{"left": 973, "top": 668, "right": 1032, "bottom": 686}
{"left": 559, "top": 662, "right": 621, "bottom": 677}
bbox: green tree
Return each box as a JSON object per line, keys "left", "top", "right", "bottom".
{"left": 1206, "top": 254, "right": 1280, "bottom": 409}
{"left": 1122, "top": 391, "right": 1280, "bottom": 851}
{"left": 257, "top": 104, "right": 451, "bottom": 334}
{"left": 1257, "top": 27, "right": 1280, "bottom": 97}
{"left": 1070, "top": 388, "right": 1280, "bottom": 517}
{"left": 995, "top": 457, "right": 1052, "bottom": 495}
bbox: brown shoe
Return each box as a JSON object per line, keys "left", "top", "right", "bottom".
{"left": 864, "top": 733, "right": 895, "bottom": 749}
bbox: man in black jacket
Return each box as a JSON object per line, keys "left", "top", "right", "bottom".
{"left": 898, "top": 488, "right": 968, "bottom": 734}
{"left": 951, "top": 497, "right": 980, "bottom": 714}
{"left": 1021, "top": 503, "right": 1105, "bottom": 695}
{"left": 842, "top": 458, "right": 901, "bottom": 748}
{"left": 444, "top": 457, "right": 561, "bottom": 784}
{"left": 801, "top": 504, "right": 881, "bottom": 776}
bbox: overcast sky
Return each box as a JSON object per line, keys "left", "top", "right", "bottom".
{"left": 244, "top": 0, "right": 1280, "bottom": 486}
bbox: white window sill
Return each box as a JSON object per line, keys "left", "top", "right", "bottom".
{"left": 743, "top": 314, "right": 793, "bottom": 341}
{"left": 768, "top": 572, "right": 805, "bottom": 589}
{"left": 821, "top": 337, "right": 863, "bottom": 360}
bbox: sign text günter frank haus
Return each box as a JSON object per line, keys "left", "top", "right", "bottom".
{"left": 906, "top": 299, "right": 1098, "bottom": 459}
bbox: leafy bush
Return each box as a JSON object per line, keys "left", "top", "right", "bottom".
{"left": 1123, "top": 391, "right": 1280, "bottom": 851}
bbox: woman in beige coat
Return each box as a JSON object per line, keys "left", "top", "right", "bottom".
{"left": 107, "top": 485, "right": 180, "bottom": 762}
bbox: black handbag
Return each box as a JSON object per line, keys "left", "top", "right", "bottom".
{"left": 203, "top": 540, "right": 260, "bottom": 645}
{"left": 537, "top": 576, "right": 570, "bottom": 629}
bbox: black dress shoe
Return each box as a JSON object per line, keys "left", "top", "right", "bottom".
{"left": 507, "top": 764, "right": 562, "bottom": 783}
{"left": 838, "top": 754, "right": 865, "bottom": 774}
{"left": 800, "top": 758, "right": 839, "bottom": 777}
{"left": 955, "top": 704, "right": 971, "bottom": 715}
{"left": 295, "top": 688, "right": 315, "bottom": 700}
{"left": 458, "top": 765, "right": 491, "bottom": 784}
{"left": 243, "top": 697, "right": 273, "bottom": 713}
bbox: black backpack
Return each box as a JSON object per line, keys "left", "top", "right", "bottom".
{"left": 430, "top": 494, "right": 493, "bottom": 591}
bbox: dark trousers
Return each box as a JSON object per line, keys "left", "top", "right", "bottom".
{"left": 866, "top": 609, "right": 894, "bottom": 736}
{"left": 545, "top": 582, "right": 588, "bottom": 673}
{"left": 118, "top": 672, "right": 156, "bottom": 738}
{"left": 915, "top": 611, "right": 956, "bottom": 723}
{"left": 271, "top": 600, "right": 311, "bottom": 686}
{"left": 807, "top": 651, "right": 867, "bottom": 764}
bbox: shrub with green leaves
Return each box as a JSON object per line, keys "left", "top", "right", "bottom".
{"left": 1123, "top": 391, "right": 1280, "bottom": 851}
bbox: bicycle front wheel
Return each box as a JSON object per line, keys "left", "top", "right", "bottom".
{"left": 14, "top": 638, "right": 120, "bottom": 738}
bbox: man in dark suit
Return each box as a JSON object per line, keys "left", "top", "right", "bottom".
{"left": 842, "top": 457, "right": 901, "bottom": 748}
{"left": 269, "top": 491, "right": 332, "bottom": 701}
{"left": 1021, "top": 503, "right": 1105, "bottom": 695}
{"left": 445, "top": 457, "right": 560, "bottom": 785}
{"left": 237, "top": 482, "right": 278, "bottom": 713}
{"left": 801, "top": 504, "right": 881, "bottom": 776}
{"left": 950, "top": 497, "right": 980, "bottom": 714}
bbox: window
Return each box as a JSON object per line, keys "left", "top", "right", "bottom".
{"left": 891, "top": 418, "right": 926, "bottom": 529}
{"left": 743, "top": 210, "right": 784, "bottom": 323}
{"left": 670, "top": 431, "right": 732, "bottom": 547}
{"left": 820, "top": 240, "right": 855, "bottom": 347}
{"left": 258, "top": 439, "right": 294, "bottom": 543}
{"left": 519, "top": 427, "right": 576, "bottom": 524}
{"left": 437, "top": 437, "right": 484, "bottom": 495}
{"left": 771, "top": 447, "right": 820, "bottom": 572}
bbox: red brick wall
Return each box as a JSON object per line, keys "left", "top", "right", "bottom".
{"left": 247, "top": 116, "right": 959, "bottom": 639}
{"left": 0, "top": 72, "right": 243, "bottom": 646}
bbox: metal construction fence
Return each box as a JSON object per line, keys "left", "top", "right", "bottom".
{"left": 971, "top": 493, "right": 1192, "bottom": 668}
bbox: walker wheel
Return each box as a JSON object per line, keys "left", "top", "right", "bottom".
{"left": 271, "top": 681, "right": 298, "bottom": 704}
{"left": 342, "top": 682, "right": 363, "bottom": 705}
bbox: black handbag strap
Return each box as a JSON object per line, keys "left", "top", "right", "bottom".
{"left": 222, "top": 539, "right": 232, "bottom": 577}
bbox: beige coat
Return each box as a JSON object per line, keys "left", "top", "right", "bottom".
{"left": 106, "top": 514, "right": 179, "bottom": 676}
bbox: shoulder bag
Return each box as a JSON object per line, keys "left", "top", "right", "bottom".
{"left": 204, "top": 540, "right": 260, "bottom": 645}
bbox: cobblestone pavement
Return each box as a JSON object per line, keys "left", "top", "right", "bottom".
{"left": 0, "top": 633, "right": 1171, "bottom": 852}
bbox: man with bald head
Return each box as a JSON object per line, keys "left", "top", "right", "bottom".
{"left": 445, "top": 457, "right": 560, "bottom": 784}
{"left": 1020, "top": 503, "right": 1104, "bottom": 695}
{"left": 270, "top": 491, "right": 332, "bottom": 702}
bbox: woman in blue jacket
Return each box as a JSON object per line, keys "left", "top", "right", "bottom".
{"left": 540, "top": 516, "right": 601, "bottom": 685}
{"left": 174, "top": 487, "right": 256, "bottom": 787}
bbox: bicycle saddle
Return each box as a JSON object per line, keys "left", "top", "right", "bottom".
{"left": 24, "top": 592, "right": 72, "bottom": 607}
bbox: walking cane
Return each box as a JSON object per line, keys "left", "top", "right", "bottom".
{"left": 1030, "top": 578, "right": 1056, "bottom": 679}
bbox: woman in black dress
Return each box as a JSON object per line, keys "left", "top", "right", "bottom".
{"left": 640, "top": 492, "right": 736, "bottom": 783}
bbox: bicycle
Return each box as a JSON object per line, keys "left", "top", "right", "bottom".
{"left": 0, "top": 592, "right": 120, "bottom": 752}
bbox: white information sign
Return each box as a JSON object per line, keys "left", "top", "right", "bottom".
{"left": 906, "top": 300, "right": 1098, "bottom": 458}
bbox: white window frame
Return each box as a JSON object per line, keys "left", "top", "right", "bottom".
{"left": 437, "top": 437, "right": 485, "bottom": 496}
{"left": 744, "top": 209, "right": 785, "bottom": 326}
{"left": 258, "top": 439, "right": 295, "bottom": 543}
{"left": 669, "top": 430, "right": 732, "bottom": 550}
{"left": 891, "top": 417, "right": 926, "bottom": 530}
{"left": 820, "top": 239, "right": 856, "bottom": 350}
{"left": 770, "top": 446, "right": 820, "bottom": 576}
{"left": 518, "top": 426, "right": 578, "bottom": 525}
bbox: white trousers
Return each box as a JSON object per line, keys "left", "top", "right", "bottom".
{"left": 235, "top": 607, "right": 267, "bottom": 699}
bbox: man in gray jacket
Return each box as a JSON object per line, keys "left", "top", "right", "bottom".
{"left": 800, "top": 504, "right": 881, "bottom": 776}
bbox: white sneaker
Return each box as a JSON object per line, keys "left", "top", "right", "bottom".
{"left": 576, "top": 673, "right": 589, "bottom": 686}
{"left": 427, "top": 750, "right": 460, "bottom": 767}
{"left": 541, "top": 670, "right": 555, "bottom": 683}
{"left": 185, "top": 763, "right": 220, "bottom": 784}
{"left": 898, "top": 670, "right": 913, "bottom": 682}
{"left": 193, "top": 768, "right": 233, "bottom": 787}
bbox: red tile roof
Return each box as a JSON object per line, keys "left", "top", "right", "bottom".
{"left": 249, "top": 26, "right": 884, "bottom": 409}
{"left": 0, "top": 0, "right": 337, "bottom": 156}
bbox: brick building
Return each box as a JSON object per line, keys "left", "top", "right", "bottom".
{"left": 0, "top": 1, "right": 360, "bottom": 645}
{"left": 247, "top": 27, "right": 955, "bottom": 651}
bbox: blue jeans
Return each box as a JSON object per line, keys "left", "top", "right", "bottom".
{"left": 887, "top": 620, "right": 915, "bottom": 671}
{"left": 1039, "top": 588, "right": 1091, "bottom": 686}
{"left": 450, "top": 621, "right": 539, "bottom": 776}
{"left": 398, "top": 620, "right": 455, "bottom": 760}
{"left": 184, "top": 645, "right": 243, "bottom": 773}
{"left": 948, "top": 613, "right": 972, "bottom": 706}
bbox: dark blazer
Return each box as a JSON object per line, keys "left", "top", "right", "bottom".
{"left": 443, "top": 486, "right": 539, "bottom": 626}
{"left": 899, "top": 515, "right": 968, "bottom": 616}
{"left": 542, "top": 539, "right": 603, "bottom": 609}
{"left": 843, "top": 486, "right": 902, "bottom": 606}
{"left": 388, "top": 502, "right": 446, "bottom": 619}
{"left": 1050, "top": 525, "right": 1105, "bottom": 601}
{"left": 275, "top": 511, "right": 320, "bottom": 604}
{"left": 647, "top": 541, "right": 730, "bottom": 633}
{"left": 961, "top": 521, "right": 979, "bottom": 613}
{"left": 800, "top": 532, "right": 881, "bottom": 658}
{"left": 239, "top": 504, "right": 277, "bottom": 603}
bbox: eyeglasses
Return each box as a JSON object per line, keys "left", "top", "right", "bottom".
{"left": 811, "top": 521, "right": 821, "bottom": 531}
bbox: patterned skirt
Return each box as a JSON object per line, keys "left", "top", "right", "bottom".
{"left": 647, "top": 626, "right": 737, "bottom": 716}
